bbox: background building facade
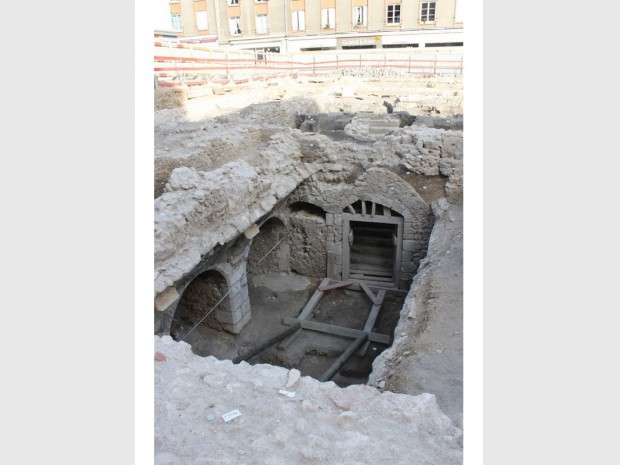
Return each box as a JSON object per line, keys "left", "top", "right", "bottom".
{"left": 165, "top": 0, "right": 463, "bottom": 52}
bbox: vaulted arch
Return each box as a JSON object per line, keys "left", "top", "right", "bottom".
{"left": 171, "top": 268, "right": 231, "bottom": 340}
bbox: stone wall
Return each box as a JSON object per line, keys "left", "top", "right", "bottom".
{"left": 248, "top": 217, "right": 288, "bottom": 274}
{"left": 289, "top": 167, "right": 434, "bottom": 289}
{"left": 288, "top": 213, "right": 327, "bottom": 278}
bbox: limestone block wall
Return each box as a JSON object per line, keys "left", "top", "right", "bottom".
{"left": 288, "top": 213, "right": 327, "bottom": 278}
{"left": 342, "top": 114, "right": 464, "bottom": 206}
{"left": 389, "top": 126, "right": 463, "bottom": 205}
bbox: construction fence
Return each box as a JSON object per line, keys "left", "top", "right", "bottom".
{"left": 154, "top": 39, "right": 463, "bottom": 88}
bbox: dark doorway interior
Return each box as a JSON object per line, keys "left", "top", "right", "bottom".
{"left": 349, "top": 221, "right": 397, "bottom": 282}
{"left": 171, "top": 269, "right": 230, "bottom": 339}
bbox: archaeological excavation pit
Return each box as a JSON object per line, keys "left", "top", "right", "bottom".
{"left": 153, "top": 94, "right": 464, "bottom": 393}
{"left": 154, "top": 77, "right": 464, "bottom": 439}
{"left": 159, "top": 162, "right": 436, "bottom": 387}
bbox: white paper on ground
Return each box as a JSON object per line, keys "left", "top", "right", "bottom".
{"left": 222, "top": 409, "right": 242, "bottom": 422}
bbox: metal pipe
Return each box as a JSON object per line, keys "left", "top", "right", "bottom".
{"left": 319, "top": 334, "right": 368, "bottom": 382}
{"left": 232, "top": 322, "right": 302, "bottom": 364}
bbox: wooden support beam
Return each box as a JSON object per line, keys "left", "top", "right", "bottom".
{"left": 297, "top": 277, "right": 330, "bottom": 320}
{"left": 347, "top": 205, "right": 355, "bottom": 214}
{"left": 359, "top": 289, "right": 386, "bottom": 356}
{"left": 318, "top": 279, "right": 354, "bottom": 292}
{"left": 361, "top": 201, "right": 366, "bottom": 215}
{"left": 350, "top": 274, "right": 394, "bottom": 283}
{"left": 319, "top": 334, "right": 368, "bottom": 382}
{"left": 359, "top": 281, "right": 384, "bottom": 305}
{"left": 343, "top": 213, "right": 401, "bottom": 225}
{"left": 282, "top": 317, "right": 391, "bottom": 345}
{"left": 363, "top": 290, "right": 386, "bottom": 333}
{"left": 345, "top": 282, "right": 408, "bottom": 294}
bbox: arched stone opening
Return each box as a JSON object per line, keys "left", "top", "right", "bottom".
{"left": 288, "top": 201, "right": 326, "bottom": 219}
{"left": 170, "top": 269, "right": 231, "bottom": 341}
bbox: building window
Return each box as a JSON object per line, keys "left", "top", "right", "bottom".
{"left": 420, "top": 2, "right": 436, "bottom": 23}
{"left": 321, "top": 8, "right": 335, "bottom": 29}
{"left": 171, "top": 13, "right": 183, "bottom": 31}
{"left": 228, "top": 0, "right": 239, "bottom": 5}
{"left": 195, "top": 11, "right": 208, "bottom": 30}
{"left": 353, "top": 6, "right": 367, "bottom": 27}
{"left": 256, "top": 14, "right": 268, "bottom": 34}
{"left": 229, "top": 16, "right": 241, "bottom": 35}
{"left": 292, "top": 10, "right": 305, "bottom": 31}
{"left": 386, "top": 4, "right": 401, "bottom": 24}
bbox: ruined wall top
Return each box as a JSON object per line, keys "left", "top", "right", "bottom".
{"left": 154, "top": 96, "right": 463, "bottom": 299}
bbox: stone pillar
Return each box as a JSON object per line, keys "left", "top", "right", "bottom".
{"left": 213, "top": 258, "right": 252, "bottom": 334}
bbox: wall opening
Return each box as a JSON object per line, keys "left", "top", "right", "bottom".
{"left": 342, "top": 201, "right": 404, "bottom": 289}
{"left": 289, "top": 201, "right": 326, "bottom": 219}
{"left": 170, "top": 269, "right": 231, "bottom": 341}
{"left": 348, "top": 221, "right": 397, "bottom": 281}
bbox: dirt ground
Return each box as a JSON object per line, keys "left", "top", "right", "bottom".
{"left": 155, "top": 74, "right": 463, "bottom": 122}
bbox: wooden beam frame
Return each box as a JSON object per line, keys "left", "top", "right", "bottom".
{"left": 277, "top": 277, "right": 329, "bottom": 350}
{"left": 358, "top": 289, "right": 386, "bottom": 356}
{"left": 318, "top": 279, "right": 354, "bottom": 292}
{"left": 297, "top": 277, "right": 330, "bottom": 320}
{"left": 282, "top": 317, "right": 391, "bottom": 345}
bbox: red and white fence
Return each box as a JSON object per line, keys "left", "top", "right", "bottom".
{"left": 154, "top": 39, "right": 463, "bottom": 87}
